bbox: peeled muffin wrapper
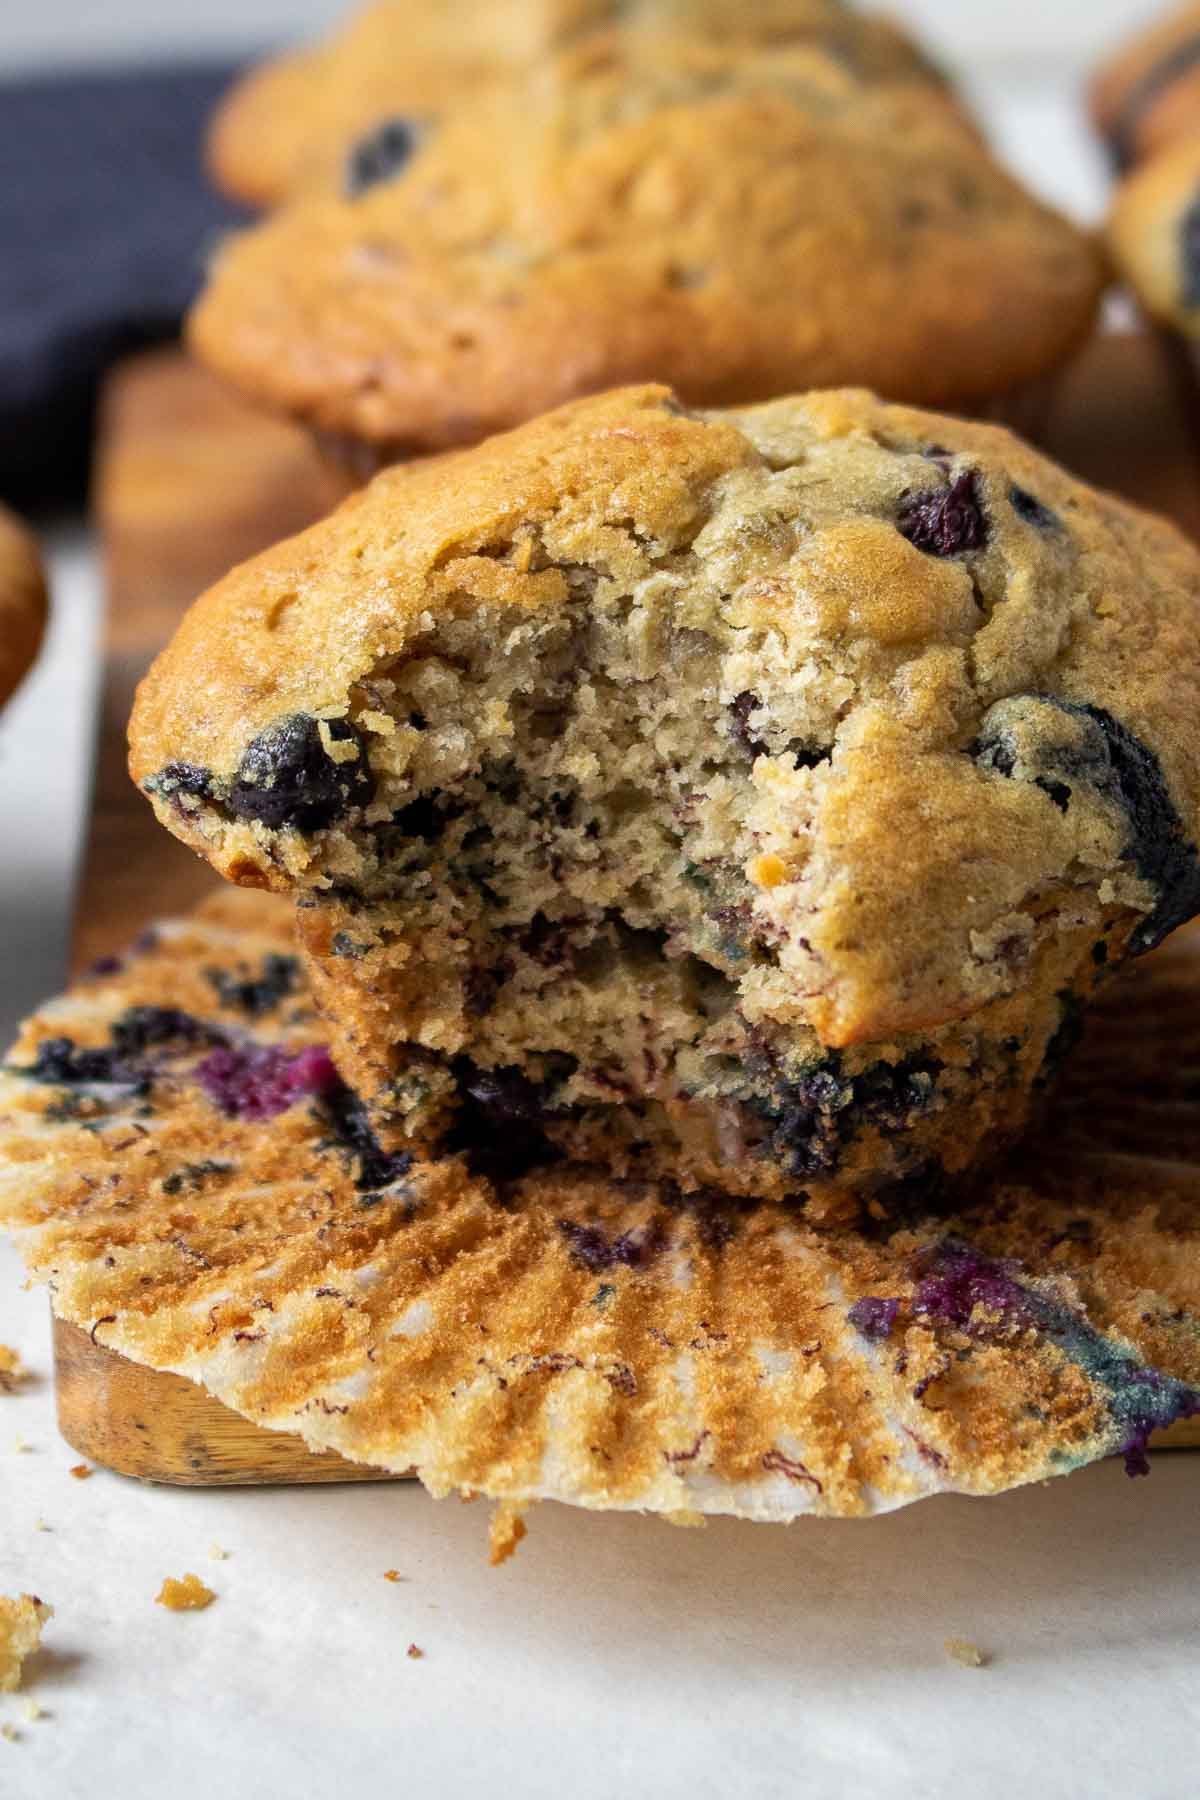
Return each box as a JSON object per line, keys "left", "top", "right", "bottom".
{"left": 0, "top": 890, "right": 1197, "bottom": 1522}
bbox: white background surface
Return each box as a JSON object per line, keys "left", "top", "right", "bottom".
{"left": 0, "top": 1, "right": 1164, "bottom": 74}
{"left": 1, "top": 5, "right": 1198, "bottom": 1798}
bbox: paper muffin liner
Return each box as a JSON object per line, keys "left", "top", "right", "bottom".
{"left": 0, "top": 890, "right": 1197, "bottom": 1524}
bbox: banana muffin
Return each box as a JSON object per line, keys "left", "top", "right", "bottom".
{"left": 0, "top": 507, "right": 47, "bottom": 710}
{"left": 130, "top": 385, "right": 1200, "bottom": 1210}
{"left": 209, "top": 0, "right": 946, "bottom": 207}
{"left": 190, "top": 34, "right": 1101, "bottom": 465}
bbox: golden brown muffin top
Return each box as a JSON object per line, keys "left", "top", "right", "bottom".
{"left": 191, "top": 34, "right": 1100, "bottom": 449}
{"left": 209, "top": 0, "right": 943, "bottom": 206}
{"left": 131, "top": 384, "right": 1200, "bottom": 1047}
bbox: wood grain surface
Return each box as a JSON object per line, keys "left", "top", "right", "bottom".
{"left": 57, "top": 337, "right": 1200, "bottom": 1483}
{"left": 53, "top": 1318, "right": 392, "bottom": 1483}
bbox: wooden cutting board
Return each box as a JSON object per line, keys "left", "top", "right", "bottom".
{"left": 57, "top": 337, "right": 1200, "bottom": 1482}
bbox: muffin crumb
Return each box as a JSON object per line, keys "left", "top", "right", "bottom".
{"left": 156, "top": 1574, "right": 216, "bottom": 1612}
{"left": 944, "top": 1636, "right": 988, "bottom": 1668}
{"left": 488, "top": 1502, "right": 527, "bottom": 1566}
{"left": 0, "top": 1595, "right": 52, "bottom": 1692}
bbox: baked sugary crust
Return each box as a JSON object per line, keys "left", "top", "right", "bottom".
{"left": 191, "top": 35, "right": 1100, "bottom": 447}
{"left": 207, "top": 0, "right": 945, "bottom": 207}
{"left": 0, "top": 506, "right": 46, "bottom": 710}
{"left": 130, "top": 385, "right": 1200, "bottom": 1202}
{"left": 0, "top": 894, "right": 1197, "bottom": 1524}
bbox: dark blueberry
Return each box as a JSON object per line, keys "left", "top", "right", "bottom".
{"left": 110, "top": 1005, "right": 219, "bottom": 1054}
{"left": 1037, "top": 991, "right": 1086, "bottom": 1090}
{"left": 345, "top": 116, "right": 422, "bottom": 198}
{"left": 789, "top": 741, "right": 832, "bottom": 771}
{"left": 456, "top": 1063, "right": 555, "bottom": 1127}
{"left": 205, "top": 954, "right": 300, "bottom": 1019}
{"left": 1009, "top": 485, "right": 1060, "bottom": 532}
{"left": 513, "top": 913, "right": 582, "bottom": 969}
{"left": 146, "top": 762, "right": 214, "bottom": 801}
{"left": 390, "top": 795, "right": 455, "bottom": 842}
{"left": 853, "top": 1055, "right": 942, "bottom": 1132}
{"left": 318, "top": 1083, "right": 414, "bottom": 1191}
{"left": 847, "top": 1296, "right": 901, "bottom": 1341}
{"left": 766, "top": 1063, "right": 852, "bottom": 1177}
{"left": 974, "top": 696, "right": 1200, "bottom": 953}
{"left": 1181, "top": 191, "right": 1200, "bottom": 309}
{"left": 16, "top": 1035, "right": 146, "bottom": 1092}
{"left": 228, "top": 714, "right": 374, "bottom": 833}
{"left": 446, "top": 1056, "right": 576, "bottom": 1183}
{"left": 463, "top": 959, "right": 513, "bottom": 1018}
{"left": 766, "top": 1053, "right": 942, "bottom": 1178}
{"left": 897, "top": 471, "right": 987, "bottom": 557}
{"left": 729, "top": 691, "right": 767, "bottom": 759}
{"left": 556, "top": 1217, "right": 667, "bottom": 1273}
{"left": 196, "top": 1042, "right": 339, "bottom": 1121}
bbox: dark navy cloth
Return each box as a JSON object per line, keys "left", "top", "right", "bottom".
{"left": 0, "top": 62, "right": 248, "bottom": 503}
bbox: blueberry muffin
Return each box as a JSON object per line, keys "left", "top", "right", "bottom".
{"left": 0, "top": 507, "right": 47, "bottom": 709}
{"left": 1091, "top": 2, "right": 1200, "bottom": 169}
{"left": 189, "top": 35, "right": 1101, "bottom": 464}
{"left": 208, "top": 0, "right": 946, "bottom": 208}
{"left": 129, "top": 385, "right": 1200, "bottom": 1210}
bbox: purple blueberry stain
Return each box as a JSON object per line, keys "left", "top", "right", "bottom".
{"left": 557, "top": 1217, "right": 668, "bottom": 1273}
{"left": 911, "top": 1237, "right": 1200, "bottom": 1477}
{"left": 195, "top": 1042, "right": 339, "bottom": 1121}
{"left": 848, "top": 1296, "right": 901, "bottom": 1341}
{"left": 897, "top": 471, "right": 987, "bottom": 557}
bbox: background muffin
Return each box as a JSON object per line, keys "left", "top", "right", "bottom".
{"left": 0, "top": 507, "right": 47, "bottom": 710}
{"left": 208, "top": 0, "right": 948, "bottom": 207}
{"left": 191, "top": 34, "right": 1101, "bottom": 466}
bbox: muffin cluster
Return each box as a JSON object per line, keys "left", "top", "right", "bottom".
{"left": 5, "top": 0, "right": 1200, "bottom": 1526}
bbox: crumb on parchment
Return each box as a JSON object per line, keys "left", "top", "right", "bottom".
{"left": 0, "top": 1596, "right": 52, "bottom": 1693}
{"left": 0, "top": 1347, "right": 24, "bottom": 1392}
{"left": 68, "top": 1465, "right": 92, "bottom": 1482}
{"left": 406, "top": 1644, "right": 424, "bottom": 1660}
{"left": 383, "top": 1570, "right": 403, "bottom": 1583}
{"left": 208, "top": 1545, "right": 229, "bottom": 1562}
{"left": 156, "top": 1575, "right": 216, "bottom": 1612}
{"left": 944, "top": 1637, "right": 988, "bottom": 1668}
{"left": 488, "top": 1501, "right": 527, "bottom": 1566}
